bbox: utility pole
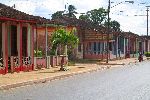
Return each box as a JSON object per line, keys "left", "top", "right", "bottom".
{"left": 146, "top": 7, "right": 149, "bottom": 36}
{"left": 146, "top": 7, "right": 149, "bottom": 52}
{"left": 106, "top": 0, "right": 110, "bottom": 63}
{"left": 106, "top": 0, "right": 134, "bottom": 63}
{"left": 134, "top": 6, "right": 150, "bottom": 52}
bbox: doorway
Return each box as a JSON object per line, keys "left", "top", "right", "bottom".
{"left": 11, "top": 25, "right": 18, "bottom": 56}
{"left": 0, "top": 23, "right": 2, "bottom": 57}
{"left": 22, "top": 27, "right": 27, "bottom": 57}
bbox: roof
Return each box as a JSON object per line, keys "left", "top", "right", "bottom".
{"left": 49, "top": 16, "right": 109, "bottom": 33}
{"left": 0, "top": 3, "right": 47, "bottom": 23}
{"left": 140, "top": 35, "right": 150, "bottom": 40}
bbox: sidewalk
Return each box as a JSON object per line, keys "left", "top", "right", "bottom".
{"left": 0, "top": 57, "right": 146, "bottom": 90}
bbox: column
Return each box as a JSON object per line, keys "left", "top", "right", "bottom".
{"left": 31, "top": 25, "right": 34, "bottom": 70}
{"left": 7, "top": 25, "right": 11, "bottom": 57}
{"left": 123, "top": 38, "right": 126, "bottom": 55}
{"left": 45, "top": 25, "right": 48, "bottom": 68}
{"left": 96, "top": 42, "right": 98, "bottom": 55}
{"left": 147, "top": 40, "right": 150, "bottom": 52}
{"left": 116, "top": 36, "right": 118, "bottom": 58}
{"left": 27, "top": 23, "right": 31, "bottom": 57}
{"left": 17, "top": 23, "right": 22, "bottom": 71}
{"left": 2, "top": 22, "right": 8, "bottom": 74}
{"left": 18, "top": 23, "right": 22, "bottom": 70}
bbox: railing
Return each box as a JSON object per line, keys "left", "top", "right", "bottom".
{"left": 10, "top": 56, "right": 19, "bottom": 73}
{"left": 22, "top": 56, "right": 33, "bottom": 71}
{"left": 0, "top": 57, "right": 4, "bottom": 68}
{"left": 0, "top": 57, "right": 5, "bottom": 74}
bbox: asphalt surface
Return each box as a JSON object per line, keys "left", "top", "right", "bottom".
{"left": 0, "top": 61, "right": 150, "bottom": 100}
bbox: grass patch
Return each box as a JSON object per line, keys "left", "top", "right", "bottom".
{"left": 68, "top": 60, "right": 76, "bottom": 66}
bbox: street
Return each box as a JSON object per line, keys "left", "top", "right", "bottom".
{"left": 1, "top": 61, "right": 150, "bottom": 100}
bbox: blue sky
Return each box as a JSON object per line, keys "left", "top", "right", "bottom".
{"left": 0, "top": 0, "right": 150, "bottom": 35}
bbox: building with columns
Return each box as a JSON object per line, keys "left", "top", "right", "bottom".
{"left": 0, "top": 3, "right": 46, "bottom": 74}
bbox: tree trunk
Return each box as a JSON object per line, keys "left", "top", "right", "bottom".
{"left": 60, "top": 45, "right": 68, "bottom": 71}
{"left": 65, "top": 45, "right": 67, "bottom": 56}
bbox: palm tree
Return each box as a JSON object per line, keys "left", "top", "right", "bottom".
{"left": 51, "top": 28, "right": 79, "bottom": 71}
{"left": 64, "top": 5, "right": 77, "bottom": 18}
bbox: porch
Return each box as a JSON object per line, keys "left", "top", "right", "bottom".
{"left": 0, "top": 21, "right": 34, "bottom": 74}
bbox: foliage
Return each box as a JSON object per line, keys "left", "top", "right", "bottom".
{"left": 79, "top": 14, "right": 89, "bottom": 21}
{"left": 51, "top": 28, "right": 79, "bottom": 55}
{"left": 49, "top": 48, "right": 56, "bottom": 55}
{"left": 68, "top": 60, "right": 75, "bottom": 66}
{"left": 144, "top": 52, "right": 150, "bottom": 57}
{"left": 67, "top": 5, "right": 77, "bottom": 18}
{"left": 51, "top": 11, "right": 64, "bottom": 19}
{"left": 79, "top": 8, "right": 107, "bottom": 25}
{"left": 104, "top": 20, "right": 120, "bottom": 31}
{"left": 34, "top": 50, "right": 43, "bottom": 57}
{"left": 51, "top": 4, "right": 77, "bottom": 19}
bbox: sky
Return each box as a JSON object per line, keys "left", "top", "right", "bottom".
{"left": 0, "top": 0, "right": 150, "bottom": 36}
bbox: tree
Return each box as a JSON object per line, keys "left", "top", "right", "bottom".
{"left": 51, "top": 29, "right": 79, "bottom": 70}
{"left": 51, "top": 5, "right": 77, "bottom": 19}
{"left": 79, "top": 14, "right": 89, "bottom": 21}
{"left": 64, "top": 5, "right": 77, "bottom": 18}
{"left": 51, "top": 11, "right": 64, "bottom": 19}
{"left": 104, "top": 20, "right": 120, "bottom": 31}
{"left": 110, "top": 20, "right": 120, "bottom": 31}
{"left": 79, "top": 8, "right": 107, "bottom": 25}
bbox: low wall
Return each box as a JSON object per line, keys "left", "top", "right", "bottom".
{"left": 34, "top": 56, "right": 68, "bottom": 69}
{"left": 84, "top": 54, "right": 109, "bottom": 60}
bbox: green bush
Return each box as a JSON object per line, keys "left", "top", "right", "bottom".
{"left": 49, "top": 48, "right": 56, "bottom": 55}
{"left": 144, "top": 52, "right": 150, "bottom": 57}
{"left": 34, "top": 50, "right": 43, "bottom": 57}
{"left": 68, "top": 60, "right": 75, "bottom": 66}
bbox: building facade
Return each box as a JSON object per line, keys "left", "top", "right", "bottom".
{"left": 0, "top": 3, "right": 46, "bottom": 74}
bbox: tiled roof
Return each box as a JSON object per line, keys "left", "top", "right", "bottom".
{"left": 0, "top": 3, "right": 47, "bottom": 23}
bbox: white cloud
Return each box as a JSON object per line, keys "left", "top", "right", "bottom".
{"left": 0, "top": 0, "right": 149, "bottom": 36}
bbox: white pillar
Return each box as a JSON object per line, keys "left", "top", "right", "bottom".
{"left": 45, "top": 25, "right": 48, "bottom": 57}
{"left": 116, "top": 37, "right": 119, "bottom": 57}
{"left": 7, "top": 25, "right": 11, "bottom": 57}
{"left": 124, "top": 38, "right": 126, "bottom": 55}
{"left": 2, "top": 23, "right": 6, "bottom": 65}
{"left": 127, "top": 38, "right": 129, "bottom": 51}
{"left": 148, "top": 40, "right": 150, "bottom": 52}
{"left": 30, "top": 26, "right": 34, "bottom": 65}
{"left": 17, "top": 23, "right": 20, "bottom": 57}
{"left": 2, "top": 22, "right": 8, "bottom": 72}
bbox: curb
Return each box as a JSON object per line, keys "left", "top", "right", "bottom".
{"left": 0, "top": 59, "right": 144, "bottom": 90}
{"left": 0, "top": 67, "right": 102, "bottom": 90}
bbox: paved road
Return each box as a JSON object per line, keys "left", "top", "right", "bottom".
{"left": 1, "top": 61, "right": 150, "bottom": 100}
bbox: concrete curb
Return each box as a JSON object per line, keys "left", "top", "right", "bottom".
{"left": 0, "top": 67, "right": 102, "bottom": 90}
